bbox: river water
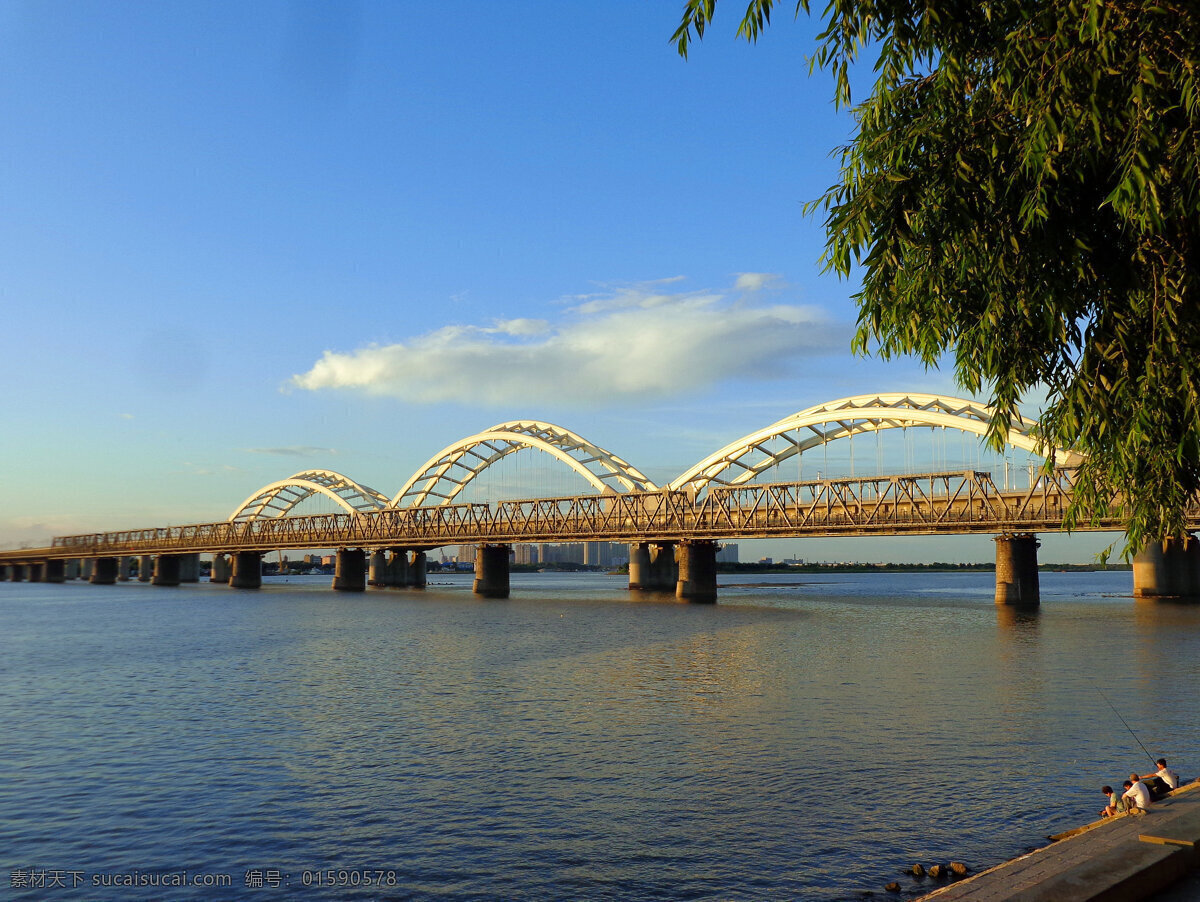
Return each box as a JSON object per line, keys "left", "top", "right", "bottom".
{"left": 3, "top": 570, "right": 1198, "bottom": 900}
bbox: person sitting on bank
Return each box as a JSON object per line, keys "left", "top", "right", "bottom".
{"left": 1123, "top": 778, "right": 1152, "bottom": 812}
{"left": 1141, "top": 759, "right": 1180, "bottom": 796}
{"left": 1100, "top": 785, "right": 1126, "bottom": 818}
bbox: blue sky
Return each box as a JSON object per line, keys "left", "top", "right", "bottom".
{"left": 0, "top": 1, "right": 1117, "bottom": 562}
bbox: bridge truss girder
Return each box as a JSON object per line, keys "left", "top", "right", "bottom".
{"left": 43, "top": 468, "right": 1163, "bottom": 562}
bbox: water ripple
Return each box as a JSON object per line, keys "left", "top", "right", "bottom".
{"left": 2, "top": 572, "right": 1198, "bottom": 900}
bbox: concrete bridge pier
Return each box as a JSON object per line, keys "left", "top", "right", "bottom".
{"left": 650, "top": 542, "right": 678, "bottom": 590}
{"left": 90, "top": 557, "right": 119, "bottom": 585}
{"left": 230, "top": 551, "right": 262, "bottom": 589}
{"left": 676, "top": 540, "right": 718, "bottom": 603}
{"left": 332, "top": 548, "right": 367, "bottom": 592}
{"left": 368, "top": 550, "right": 388, "bottom": 587}
{"left": 44, "top": 559, "right": 65, "bottom": 583}
{"left": 628, "top": 543, "right": 652, "bottom": 589}
{"left": 65, "top": 559, "right": 80, "bottom": 580}
{"left": 409, "top": 550, "right": 427, "bottom": 588}
{"left": 118, "top": 556, "right": 134, "bottom": 581}
{"left": 995, "top": 533, "right": 1040, "bottom": 605}
{"left": 28, "top": 562, "right": 44, "bottom": 582}
{"left": 12, "top": 564, "right": 27, "bottom": 582}
{"left": 473, "top": 544, "right": 510, "bottom": 599}
{"left": 1133, "top": 536, "right": 1200, "bottom": 600}
{"left": 81, "top": 559, "right": 95, "bottom": 581}
{"left": 382, "top": 548, "right": 408, "bottom": 586}
{"left": 211, "top": 553, "right": 231, "bottom": 583}
{"left": 152, "top": 554, "right": 181, "bottom": 586}
{"left": 179, "top": 553, "right": 200, "bottom": 583}
{"left": 629, "top": 542, "right": 678, "bottom": 591}
{"left": 137, "top": 555, "right": 152, "bottom": 582}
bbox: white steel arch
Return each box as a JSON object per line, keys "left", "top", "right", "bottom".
{"left": 669, "top": 393, "right": 1083, "bottom": 494}
{"left": 229, "top": 470, "right": 390, "bottom": 522}
{"left": 388, "top": 421, "right": 656, "bottom": 509}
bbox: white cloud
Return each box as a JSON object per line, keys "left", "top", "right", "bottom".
{"left": 245, "top": 446, "right": 338, "bottom": 457}
{"left": 733, "top": 272, "right": 780, "bottom": 292}
{"left": 490, "top": 318, "right": 548, "bottom": 336}
{"left": 290, "top": 278, "right": 849, "bottom": 407}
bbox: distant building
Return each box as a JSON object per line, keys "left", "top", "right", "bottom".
{"left": 537, "top": 543, "right": 583, "bottom": 564}
{"left": 501, "top": 542, "right": 631, "bottom": 567}
{"left": 513, "top": 544, "right": 539, "bottom": 565}
{"left": 584, "top": 541, "right": 625, "bottom": 567}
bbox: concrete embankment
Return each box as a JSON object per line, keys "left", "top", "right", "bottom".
{"left": 918, "top": 782, "right": 1200, "bottom": 902}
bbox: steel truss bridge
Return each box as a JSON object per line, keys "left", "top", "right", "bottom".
{"left": 3, "top": 393, "right": 1195, "bottom": 602}
{"left": 40, "top": 468, "right": 1117, "bottom": 558}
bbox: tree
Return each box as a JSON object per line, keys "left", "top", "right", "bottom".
{"left": 674, "top": 0, "right": 1200, "bottom": 553}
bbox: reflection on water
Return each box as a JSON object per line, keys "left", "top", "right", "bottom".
{"left": 2, "top": 570, "right": 1199, "bottom": 900}
{"left": 995, "top": 604, "right": 1041, "bottom": 631}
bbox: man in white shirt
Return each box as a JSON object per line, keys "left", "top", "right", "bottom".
{"left": 1123, "top": 778, "right": 1152, "bottom": 811}
{"left": 1141, "top": 758, "right": 1180, "bottom": 793}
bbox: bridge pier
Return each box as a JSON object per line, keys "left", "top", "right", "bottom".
{"left": 409, "top": 550, "right": 427, "bottom": 588}
{"left": 473, "top": 544, "right": 510, "bottom": 599}
{"left": 152, "top": 554, "right": 182, "bottom": 586}
{"left": 118, "top": 556, "right": 134, "bottom": 581}
{"left": 179, "top": 552, "right": 200, "bottom": 583}
{"left": 44, "top": 559, "right": 65, "bottom": 583}
{"left": 12, "top": 564, "right": 27, "bottom": 582}
{"left": 382, "top": 549, "right": 408, "bottom": 586}
{"left": 28, "top": 561, "right": 44, "bottom": 582}
{"left": 90, "top": 557, "right": 119, "bottom": 585}
{"left": 994, "top": 533, "right": 1040, "bottom": 605}
{"left": 137, "top": 555, "right": 152, "bottom": 582}
{"left": 1133, "top": 536, "right": 1200, "bottom": 600}
{"left": 65, "top": 559, "right": 80, "bottom": 580}
{"left": 629, "top": 543, "right": 651, "bottom": 589}
{"left": 676, "top": 540, "right": 718, "bottom": 603}
{"left": 368, "top": 550, "right": 388, "bottom": 587}
{"left": 332, "top": 548, "right": 367, "bottom": 592}
{"left": 629, "top": 541, "right": 677, "bottom": 591}
{"left": 230, "top": 551, "right": 262, "bottom": 589}
{"left": 211, "top": 553, "right": 231, "bottom": 583}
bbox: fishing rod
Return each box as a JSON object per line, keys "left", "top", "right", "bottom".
{"left": 1094, "top": 682, "right": 1157, "bottom": 767}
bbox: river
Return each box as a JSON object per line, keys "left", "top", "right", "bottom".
{"left": 3, "top": 570, "right": 1198, "bottom": 900}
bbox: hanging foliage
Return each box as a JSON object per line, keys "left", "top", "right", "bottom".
{"left": 675, "top": 0, "right": 1200, "bottom": 553}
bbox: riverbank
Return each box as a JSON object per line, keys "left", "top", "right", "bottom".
{"left": 915, "top": 781, "right": 1200, "bottom": 901}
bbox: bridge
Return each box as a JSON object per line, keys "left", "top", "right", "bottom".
{"left": 2, "top": 393, "right": 1197, "bottom": 603}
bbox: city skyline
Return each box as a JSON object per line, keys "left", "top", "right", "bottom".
{"left": 0, "top": 3, "right": 1117, "bottom": 562}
